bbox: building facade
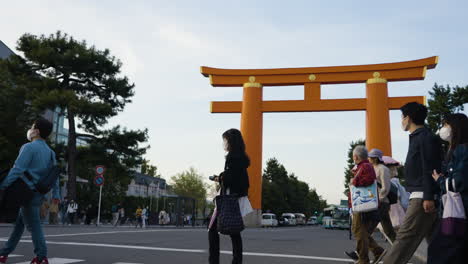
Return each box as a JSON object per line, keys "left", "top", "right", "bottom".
{"left": 126, "top": 172, "right": 168, "bottom": 198}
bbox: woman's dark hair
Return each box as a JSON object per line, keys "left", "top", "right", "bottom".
{"left": 222, "top": 128, "right": 250, "bottom": 164}
{"left": 400, "top": 102, "right": 427, "bottom": 125}
{"left": 33, "top": 117, "right": 53, "bottom": 139}
{"left": 443, "top": 113, "right": 468, "bottom": 154}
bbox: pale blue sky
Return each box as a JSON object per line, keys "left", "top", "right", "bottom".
{"left": 1, "top": 0, "right": 467, "bottom": 204}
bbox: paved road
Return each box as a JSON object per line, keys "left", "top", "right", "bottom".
{"left": 0, "top": 225, "right": 417, "bottom": 264}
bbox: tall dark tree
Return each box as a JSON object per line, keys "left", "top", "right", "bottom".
{"left": 7, "top": 31, "right": 135, "bottom": 199}
{"left": 343, "top": 139, "right": 365, "bottom": 196}
{"left": 75, "top": 126, "right": 149, "bottom": 212}
{"left": 427, "top": 83, "right": 468, "bottom": 133}
{"left": 0, "top": 60, "right": 37, "bottom": 165}
{"left": 262, "top": 158, "right": 327, "bottom": 217}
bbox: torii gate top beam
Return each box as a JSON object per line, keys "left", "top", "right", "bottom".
{"left": 201, "top": 56, "right": 438, "bottom": 86}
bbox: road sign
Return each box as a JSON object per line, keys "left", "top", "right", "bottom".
{"left": 95, "top": 165, "right": 106, "bottom": 175}
{"left": 94, "top": 175, "right": 105, "bottom": 186}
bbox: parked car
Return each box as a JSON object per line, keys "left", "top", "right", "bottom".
{"left": 280, "top": 213, "right": 297, "bottom": 226}
{"left": 294, "top": 213, "right": 306, "bottom": 225}
{"left": 307, "top": 216, "right": 318, "bottom": 225}
{"left": 261, "top": 213, "right": 278, "bottom": 227}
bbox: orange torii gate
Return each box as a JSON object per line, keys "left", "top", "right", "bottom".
{"left": 201, "top": 56, "right": 438, "bottom": 225}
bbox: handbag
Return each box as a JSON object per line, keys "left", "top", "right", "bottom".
{"left": 378, "top": 181, "right": 398, "bottom": 204}
{"left": 440, "top": 178, "right": 466, "bottom": 237}
{"left": 215, "top": 194, "right": 245, "bottom": 235}
{"left": 350, "top": 180, "right": 379, "bottom": 213}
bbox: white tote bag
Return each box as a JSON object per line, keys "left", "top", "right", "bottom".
{"left": 441, "top": 178, "right": 466, "bottom": 237}
{"left": 238, "top": 196, "right": 253, "bottom": 217}
{"left": 350, "top": 180, "right": 379, "bottom": 213}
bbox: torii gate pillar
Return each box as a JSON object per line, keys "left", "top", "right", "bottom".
{"left": 366, "top": 73, "right": 392, "bottom": 155}
{"left": 240, "top": 77, "right": 264, "bottom": 225}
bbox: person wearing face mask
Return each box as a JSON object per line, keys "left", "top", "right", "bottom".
{"left": 383, "top": 102, "right": 442, "bottom": 264}
{"left": 0, "top": 118, "right": 60, "bottom": 264}
{"left": 208, "top": 128, "right": 250, "bottom": 264}
{"left": 428, "top": 113, "right": 468, "bottom": 264}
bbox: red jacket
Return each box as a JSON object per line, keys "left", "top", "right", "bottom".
{"left": 352, "top": 160, "right": 376, "bottom": 187}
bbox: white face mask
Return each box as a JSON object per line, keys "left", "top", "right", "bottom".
{"left": 223, "top": 139, "right": 229, "bottom": 152}
{"left": 401, "top": 116, "right": 409, "bottom": 132}
{"left": 439, "top": 126, "right": 452, "bottom": 142}
{"left": 27, "top": 129, "right": 37, "bottom": 141}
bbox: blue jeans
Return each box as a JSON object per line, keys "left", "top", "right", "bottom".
{"left": 0, "top": 193, "right": 47, "bottom": 258}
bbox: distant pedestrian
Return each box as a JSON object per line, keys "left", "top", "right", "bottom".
{"left": 60, "top": 198, "right": 69, "bottom": 225}
{"left": 40, "top": 199, "right": 49, "bottom": 224}
{"left": 119, "top": 207, "right": 126, "bottom": 226}
{"left": 66, "top": 199, "right": 78, "bottom": 225}
{"left": 142, "top": 207, "right": 148, "bottom": 228}
{"left": 85, "top": 205, "right": 94, "bottom": 225}
{"left": 49, "top": 200, "right": 59, "bottom": 225}
{"left": 111, "top": 203, "right": 120, "bottom": 226}
{"left": 135, "top": 207, "right": 143, "bottom": 228}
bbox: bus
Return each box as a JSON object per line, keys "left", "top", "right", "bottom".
{"left": 321, "top": 205, "right": 350, "bottom": 229}
{"left": 330, "top": 206, "right": 350, "bottom": 229}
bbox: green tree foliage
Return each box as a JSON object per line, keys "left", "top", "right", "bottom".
{"left": 427, "top": 83, "right": 468, "bottom": 133}
{"left": 141, "top": 160, "right": 161, "bottom": 178}
{"left": 262, "top": 158, "right": 327, "bottom": 217}
{"left": 171, "top": 167, "right": 208, "bottom": 210}
{"left": 74, "top": 126, "right": 149, "bottom": 212}
{"left": 0, "top": 59, "right": 38, "bottom": 166}
{"left": 3, "top": 31, "right": 135, "bottom": 199}
{"left": 343, "top": 139, "right": 365, "bottom": 196}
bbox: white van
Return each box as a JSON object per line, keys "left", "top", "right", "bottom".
{"left": 281, "top": 213, "right": 297, "bottom": 226}
{"left": 294, "top": 213, "right": 306, "bottom": 225}
{"left": 261, "top": 213, "right": 278, "bottom": 227}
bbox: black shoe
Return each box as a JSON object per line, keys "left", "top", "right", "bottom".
{"left": 345, "top": 251, "right": 359, "bottom": 261}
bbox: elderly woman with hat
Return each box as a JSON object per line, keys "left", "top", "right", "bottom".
{"left": 368, "top": 148, "right": 397, "bottom": 243}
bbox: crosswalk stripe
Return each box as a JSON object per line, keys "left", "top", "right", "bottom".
{"left": 9, "top": 254, "right": 23, "bottom": 258}
{"left": 13, "top": 258, "right": 84, "bottom": 264}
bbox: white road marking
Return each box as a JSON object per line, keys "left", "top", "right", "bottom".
{"left": 9, "top": 254, "right": 23, "bottom": 257}
{"left": 113, "top": 263, "right": 143, "bottom": 264}
{"left": 13, "top": 258, "right": 84, "bottom": 264}
{"left": 17, "top": 229, "right": 204, "bottom": 239}
{"left": 223, "top": 251, "right": 352, "bottom": 262}
{"left": 0, "top": 238, "right": 353, "bottom": 262}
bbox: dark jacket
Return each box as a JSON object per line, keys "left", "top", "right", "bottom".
{"left": 404, "top": 127, "right": 442, "bottom": 200}
{"left": 437, "top": 144, "right": 468, "bottom": 203}
{"left": 220, "top": 153, "right": 250, "bottom": 197}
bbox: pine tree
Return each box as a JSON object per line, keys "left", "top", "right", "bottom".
{"left": 427, "top": 83, "right": 468, "bottom": 133}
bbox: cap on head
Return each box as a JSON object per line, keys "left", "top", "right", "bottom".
{"left": 368, "top": 148, "right": 384, "bottom": 162}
